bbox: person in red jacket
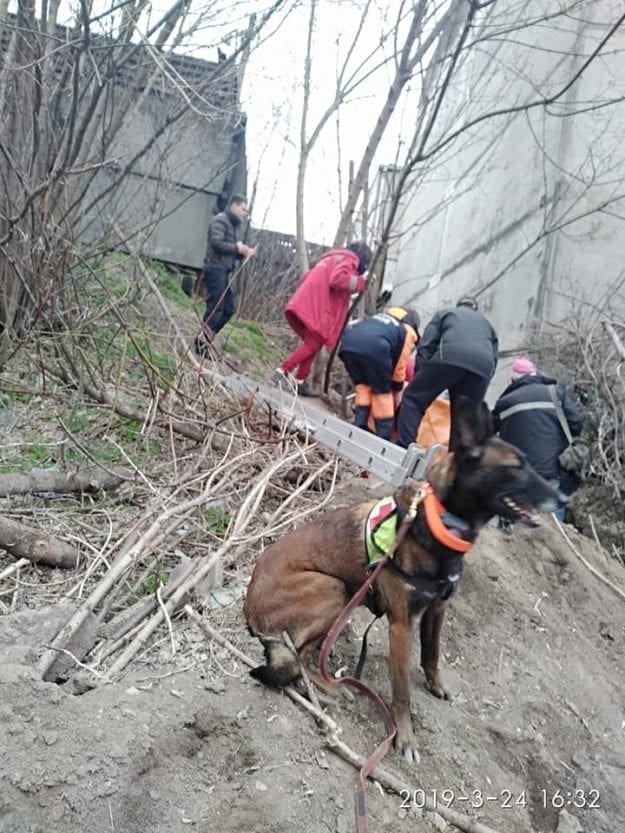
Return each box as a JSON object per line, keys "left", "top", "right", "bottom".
{"left": 271, "top": 242, "right": 371, "bottom": 396}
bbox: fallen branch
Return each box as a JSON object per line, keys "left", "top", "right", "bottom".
{"left": 0, "top": 465, "right": 130, "bottom": 497}
{"left": 603, "top": 320, "right": 625, "bottom": 361}
{"left": 327, "top": 736, "right": 506, "bottom": 833}
{"left": 0, "top": 558, "right": 30, "bottom": 581}
{"left": 0, "top": 516, "right": 81, "bottom": 569}
{"left": 184, "top": 606, "right": 506, "bottom": 833}
{"left": 552, "top": 515, "right": 625, "bottom": 603}
{"left": 37, "top": 448, "right": 251, "bottom": 679}
{"left": 106, "top": 449, "right": 306, "bottom": 675}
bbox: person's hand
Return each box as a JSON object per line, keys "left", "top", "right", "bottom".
{"left": 237, "top": 242, "right": 256, "bottom": 258}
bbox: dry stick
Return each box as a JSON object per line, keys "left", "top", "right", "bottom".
{"left": 42, "top": 442, "right": 257, "bottom": 677}
{"left": 587, "top": 513, "right": 607, "bottom": 562}
{"left": 44, "top": 646, "right": 113, "bottom": 683}
{"left": 327, "top": 737, "right": 505, "bottom": 833}
{"left": 603, "top": 320, "right": 625, "bottom": 361}
{"left": 552, "top": 516, "right": 625, "bottom": 603}
{"left": 156, "top": 584, "right": 176, "bottom": 656}
{"left": 183, "top": 606, "right": 505, "bottom": 833}
{"left": 283, "top": 629, "right": 321, "bottom": 713}
{"left": 38, "top": 472, "right": 231, "bottom": 678}
{"left": 106, "top": 450, "right": 305, "bottom": 675}
{"left": 0, "top": 465, "right": 130, "bottom": 497}
{"left": 0, "top": 558, "right": 29, "bottom": 581}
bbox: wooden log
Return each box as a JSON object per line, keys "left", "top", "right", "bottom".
{"left": 0, "top": 466, "right": 129, "bottom": 498}
{"left": 0, "top": 516, "right": 81, "bottom": 569}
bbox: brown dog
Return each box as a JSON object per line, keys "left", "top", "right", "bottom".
{"left": 244, "top": 399, "right": 565, "bottom": 762}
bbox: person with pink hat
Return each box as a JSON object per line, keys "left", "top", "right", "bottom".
{"left": 510, "top": 357, "right": 537, "bottom": 378}
{"left": 492, "top": 357, "right": 583, "bottom": 524}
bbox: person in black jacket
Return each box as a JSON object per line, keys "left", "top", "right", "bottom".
{"left": 198, "top": 195, "right": 256, "bottom": 347}
{"left": 492, "top": 357, "right": 583, "bottom": 499}
{"left": 396, "top": 296, "right": 498, "bottom": 448}
{"left": 338, "top": 307, "right": 420, "bottom": 439}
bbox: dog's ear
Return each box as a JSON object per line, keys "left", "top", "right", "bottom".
{"left": 451, "top": 397, "right": 490, "bottom": 458}
{"left": 477, "top": 401, "right": 493, "bottom": 440}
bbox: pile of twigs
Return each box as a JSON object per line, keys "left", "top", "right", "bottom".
{"left": 0, "top": 249, "right": 344, "bottom": 685}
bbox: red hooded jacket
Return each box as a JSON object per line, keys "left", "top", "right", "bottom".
{"left": 285, "top": 248, "right": 366, "bottom": 348}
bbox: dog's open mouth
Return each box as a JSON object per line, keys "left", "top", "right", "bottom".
{"left": 501, "top": 496, "right": 540, "bottom": 527}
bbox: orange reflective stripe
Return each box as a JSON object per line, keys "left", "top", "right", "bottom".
{"left": 371, "top": 392, "right": 395, "bottom": 420}
{"left": 392, "top": 324, "right": 418, "bottom": 384}
{"left": 355, "top": 384, "right": 372, "bottom": 407}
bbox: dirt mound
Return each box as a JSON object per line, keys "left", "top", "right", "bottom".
{"left": 1, "top": 494, "right": 623, "bottom": 833}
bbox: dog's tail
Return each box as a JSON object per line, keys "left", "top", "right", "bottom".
{"left": 250, "top": 639, "right": 300, "bottom": 688}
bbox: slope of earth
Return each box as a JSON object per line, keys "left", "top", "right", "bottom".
{"left": 1, "top": 475, "right": 623, "bottom": 833}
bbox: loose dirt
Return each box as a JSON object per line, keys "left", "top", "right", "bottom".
{"left": 1, "top": 471, "right": 623, "bottom": 833}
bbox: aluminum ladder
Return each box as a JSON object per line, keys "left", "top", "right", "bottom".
{"left": 208, "top": 370, "right": 443, "bottom": 486}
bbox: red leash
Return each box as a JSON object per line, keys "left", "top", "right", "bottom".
{"left": 318, "top": 488, "right": 424, "bottom": 833}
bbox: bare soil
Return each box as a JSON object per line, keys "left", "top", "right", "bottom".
{"left": 1, "top": 470, "right": 624, "bottom": 833}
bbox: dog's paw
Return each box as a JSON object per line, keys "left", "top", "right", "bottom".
{"left": 395, "top": 735, "right": 421, "bottom": 765}
{"left": 425, "top": 677, "right": 452, "bottom": 701}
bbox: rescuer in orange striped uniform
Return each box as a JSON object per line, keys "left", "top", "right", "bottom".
{"left": 338, "top": 307, "right": 420, "bottom": 440}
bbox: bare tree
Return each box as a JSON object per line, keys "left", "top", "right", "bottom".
{"left": 0, "top": 0, "right": 288, "bottom": 358}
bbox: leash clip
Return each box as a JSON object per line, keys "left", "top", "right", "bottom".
{"left": 406, "top": 484, "right": 427, "bottom": 521}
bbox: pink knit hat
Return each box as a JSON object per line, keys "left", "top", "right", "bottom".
{"left": 511, "top": 357, "right": 537, "bottom": 376}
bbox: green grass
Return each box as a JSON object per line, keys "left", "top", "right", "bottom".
{"left": 202, "top": 504, "right": 231, "bottom": 536}
{"left": 131, "top": 335, "right": 177, "bottom": 380}
{"left": 143, "top": 571, "right": 169, "bottom": 595}
{"left": 149, "top": 260, "right": 194, "bottom": 310}
{"left": 221, "top": 318, "right": 284, "bottom": 378}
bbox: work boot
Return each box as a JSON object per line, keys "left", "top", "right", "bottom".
{"left": 374, "top": 417, "right": 394, "bottom": 441}
{"left": 353, "top": 406, "right": 371, "bottom": 430}
{"left": 271, "top": 369, "right": 297, "bottom": 391}
{"left": 296, "top": 380, "right": 318, "bottom": 397}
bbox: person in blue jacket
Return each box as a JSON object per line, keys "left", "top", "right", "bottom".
{"left": 338, "top": 307, "right": 420, "bottom": 440}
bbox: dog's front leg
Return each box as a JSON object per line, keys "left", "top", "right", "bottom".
{"left": 388, "top": 615, "right": 419, "bottom": 764}
{"left": 420, "top": 599, "right": 450, "bottom": 700}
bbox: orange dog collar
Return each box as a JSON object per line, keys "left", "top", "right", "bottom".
{"left": 423, "top": 483, "right": 472, "bottom": 553}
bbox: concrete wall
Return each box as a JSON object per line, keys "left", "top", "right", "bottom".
{"left": 78, "top": 65, "right": 247, "bottom": 270}
{"left": 382, "top": 0, "right": 625, "bottom": 394}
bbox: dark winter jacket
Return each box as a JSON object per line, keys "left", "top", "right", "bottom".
{"left": 491, "top": 373, "right": 583, "bottom": 483}
{"left": 417, "top": 306, "right": 499, "bottom": 379}
{"left": 339, "top": 312, "right": 418, "bottom": 390}
{"left": 203, "top": 210, "right": 243, "bottom": 271}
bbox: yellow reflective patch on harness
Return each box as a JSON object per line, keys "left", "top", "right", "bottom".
{"left": 365, "top": 496, "right": 398, "bottom": 564}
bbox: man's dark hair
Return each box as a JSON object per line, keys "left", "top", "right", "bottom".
{"left": 346, "top": 241, "right": 372, "bottom": 275}
{"left": 228, "top": 194, "right": 248, "bottom": 207}
{"left": 456, "top": 295, "right": 478, "bottom": 311}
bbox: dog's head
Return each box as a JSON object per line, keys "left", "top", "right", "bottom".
{"left": 425, "top": 398, "right": 567, "bottom": 529}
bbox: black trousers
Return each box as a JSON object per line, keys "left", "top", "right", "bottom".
{"left": 202, "top": 267, "right": 234, "bottom": 334}
{"left": 396, "top": 362, "right": 489, "bottom": 448}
